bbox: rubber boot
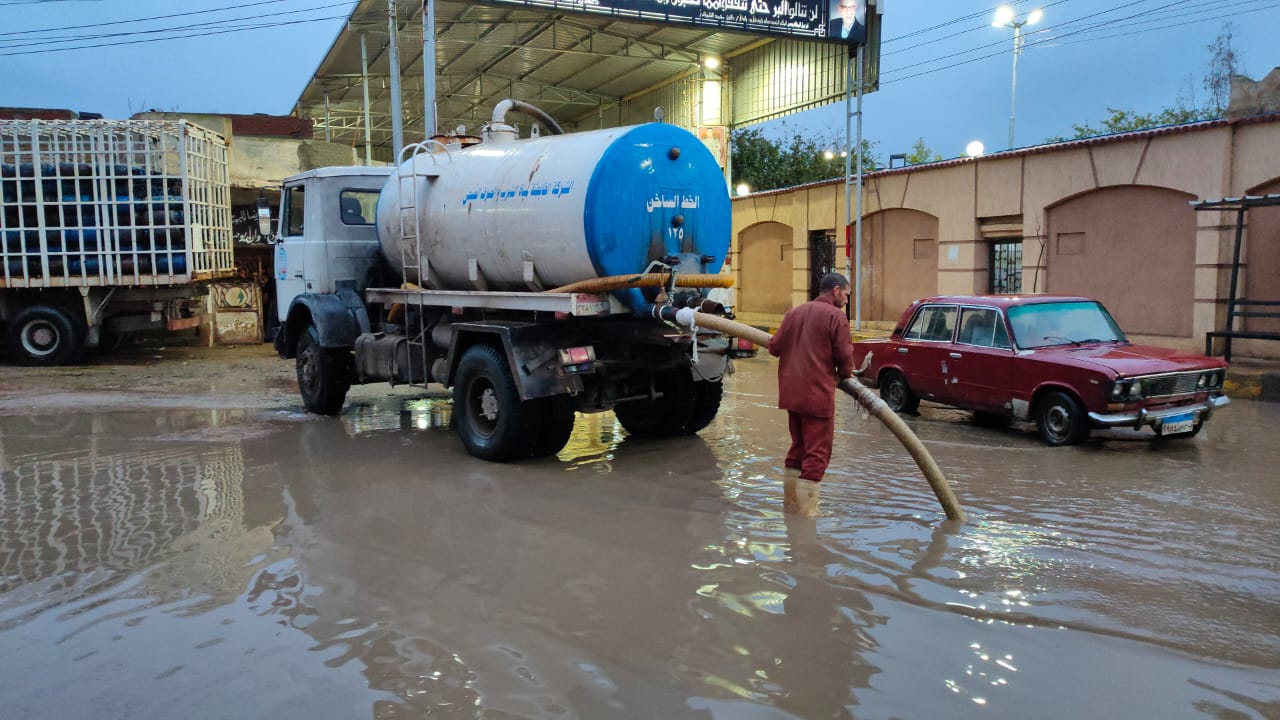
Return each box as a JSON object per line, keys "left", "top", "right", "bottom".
{"left": 783, "top": 467, "right": 800, "bottom": 512}
{"left": 795, "top": 478, "right": 822, "bottom": 518}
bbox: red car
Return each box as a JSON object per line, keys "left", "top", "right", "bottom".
{"left": 852, "top": 295, "right": 1230, "bottom": 445}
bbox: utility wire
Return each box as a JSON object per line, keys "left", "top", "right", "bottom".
{"left": 883, "top": 0, "right": 1209, "bottom": 76}
{"left": 0, "top": 12, "right": 352, "bottom": 55}
{"left": 0, "top": 0, "right": 293, "bottom": 35}
{"left": 880, "top": 0, "right": 1278, "bottom": 85}
{"left": 884, "top": 0, "right": 1073, "bottom": 56}
{"left": 0, "top": 1, "right": 354, "bottom": 48}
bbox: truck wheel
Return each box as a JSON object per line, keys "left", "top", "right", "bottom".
{"left": 1036, "top": 390, "right": 1090, "bottom": 446}
{"left": 682, "top": 379, "right": 723, "bottom": 434}
{"left": 296, "top": 327, "right": 351, "bottom": 415}
{"left": 453, "top": 344, "right": 534, "bottom": 462}
{"left": 614, "top": 368, "right": 696, "bottom": 439}
{"left": 531, "top": 395, "right": 576, "bottom": 458}
{"left": 880, "top": 370, "right": 919, "bottom": 414}
{"left": 7, "top": 305, "right": 83, "bottom": 366}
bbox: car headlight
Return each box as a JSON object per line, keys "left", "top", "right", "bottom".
{"left": 1211, "top": 371, "right": 1223, "bottom": 388}
{"left": 1128, "top": 380, "right": 1144, "bottom": 400}
{"left": 1110, "top": 380, "right": 1131, "bottom": 401}
{"left": 1197, "top": 373, "right": 1208, "bottom": 389}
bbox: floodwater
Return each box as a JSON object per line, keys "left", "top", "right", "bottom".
{"left": 1, "top": 358, "right": 1277, "bottom": 719}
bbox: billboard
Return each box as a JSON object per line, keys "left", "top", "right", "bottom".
{"left": 473, "top": 0, "right": 868, "bottom": 45}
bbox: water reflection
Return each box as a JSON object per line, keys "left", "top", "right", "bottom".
{"left": 1, "top": 364, "right": 1277, "bottom": 719}
{"left": 0, "top": 412, "right": 271, "bottom": 607}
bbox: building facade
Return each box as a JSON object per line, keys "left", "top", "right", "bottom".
{"left": 731, "top": 113, "right": 1280, "bottom": 359}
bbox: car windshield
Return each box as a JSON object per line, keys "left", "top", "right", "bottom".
{"left": 1006, "top": 301, "right": 1127, "bottom": 349}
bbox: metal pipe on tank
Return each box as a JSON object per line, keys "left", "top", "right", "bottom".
{"left": 491, "top": 99, "right": 564, "bottom": 136}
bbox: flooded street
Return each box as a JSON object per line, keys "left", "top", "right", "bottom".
{"left": 1, "top": 353, "right": 1277, "bottom": 719}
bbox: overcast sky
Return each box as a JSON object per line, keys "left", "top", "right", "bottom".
{"left": 1, "top": 0, "right": 1276, "bottom": 162}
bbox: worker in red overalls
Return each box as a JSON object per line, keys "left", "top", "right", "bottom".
{"left": 767, "top": 273, "right": 855, "bottom": 517}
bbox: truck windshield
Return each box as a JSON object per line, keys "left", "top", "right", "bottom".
{"left": 1007, "top": 301, "right": 1127, "bottom": 348}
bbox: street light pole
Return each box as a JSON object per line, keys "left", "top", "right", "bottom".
{"left": 1008, "top": 21, "right": 1021, "bottom": 149}
{"left": 993, "top": 7, "right": 1042, "bottom": 150}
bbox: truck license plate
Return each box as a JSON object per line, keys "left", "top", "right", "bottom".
{"left": 1160, "top": 413, "right": 1195, "bottom": 435}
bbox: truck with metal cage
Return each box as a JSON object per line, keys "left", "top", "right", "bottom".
{"left": 272, "top": 101, "right": 752, "bottom": 462}
{"left": 0, "top": 119, "right": 236, "bottom": 365}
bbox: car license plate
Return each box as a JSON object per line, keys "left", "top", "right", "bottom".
{"left": 1161, "top": 413, "right": 1195, "bottom": 435}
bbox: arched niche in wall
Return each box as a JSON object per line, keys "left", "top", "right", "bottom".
{"left": 1046, "top": 185, "right": 1197, "bottom": 338}
{"left": 738, "top": 221, "right": 794, "bottom": 315}
{"left": 861, "top": 208, "right": 939, "bottom": 322}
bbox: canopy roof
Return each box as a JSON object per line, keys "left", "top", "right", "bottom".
{"left": 292, "top": 0, "right": 871, "bottom": 161}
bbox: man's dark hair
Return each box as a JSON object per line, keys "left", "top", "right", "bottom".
{"left": 819, "top": 272, "right": 850, "bottom": 293}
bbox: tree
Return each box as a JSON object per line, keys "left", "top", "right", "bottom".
{"left": 1046, "top": 104, "right": 1210, "bottom": 142}
{"left": 904, "top": 137, "right": 942, "bottom": 165}
{"left": 731, "top": 126, "right": 879, "bottom": 193}
{"left": 1204, "top": 22, "right": 1242, "bottom": 114}
{"left": 1044, "top": 23, "right": 1239, "bottom": 142}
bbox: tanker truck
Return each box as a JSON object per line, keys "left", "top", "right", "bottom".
{"left": 0, "top": 119, "right": 235, "bottom": 364}
{"left": 273, "top": 101, "right": 752, "bottom": 462}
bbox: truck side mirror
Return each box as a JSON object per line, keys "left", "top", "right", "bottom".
{"left": 256, "top": 198, "right": 273, "bottom": 241}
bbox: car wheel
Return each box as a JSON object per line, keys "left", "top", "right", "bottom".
{"left": 1035, "top": 390, "right": 1090, "bottom": 446}
{"left": 452, "top": 344, "right": 536, "bottom": 461}
{"left": 7, "top": 305, "right": 83, "bottom": 366}
{"left": 296, "top": 326, "right": 352, "bottom": 415}
{"left": 879, "top": 370, "right": 920, "bottom": 414}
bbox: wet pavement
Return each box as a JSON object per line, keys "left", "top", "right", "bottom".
{"left": 1, "top": 356, "right": 1277, "bottom": 719}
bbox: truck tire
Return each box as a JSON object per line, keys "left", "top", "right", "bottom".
{"left": 453, "top": 344, "right": 536, "bottom": 462}
{"left": 296, "top": 326, "right": 351, "bottom": 415}
{"left": 614, "top": 368, "right": 696, "bottom": 439}
{"left": 1035, "top": 390, "right": 1090, "bottom": 446}
{"left": 682, "top": 379, "right": 723, "bottom": 434}
{"left": 531, "top": 395, "right": 576, "bottom": 458}
{"left": 7, "top": 305, "right": 83, "bottom": 366}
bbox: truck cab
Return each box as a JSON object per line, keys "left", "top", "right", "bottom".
{"left": 274, "top": 166, "right": 395, "bottom": 322}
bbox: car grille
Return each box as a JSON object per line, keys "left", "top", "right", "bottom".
{"left": 1142, "top": 372, "right": 1201, "bottom": 398}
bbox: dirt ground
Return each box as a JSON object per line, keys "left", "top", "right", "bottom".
{"left": 0, "top": 340, "right": 300, "bottom": 413}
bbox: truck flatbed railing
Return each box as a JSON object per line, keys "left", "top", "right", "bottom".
{"left": 365, "top": 287, "right": 629, "bottom": 316}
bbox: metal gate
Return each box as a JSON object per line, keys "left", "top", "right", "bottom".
{"left": 988, "top": 240, "right": 1023, "bottom": 294}
{"left": 808, "top": 230, "right": 836, "bottom": 299}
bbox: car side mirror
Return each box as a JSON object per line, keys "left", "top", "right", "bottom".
{"left": 256, "top": 198, "right": 274, "bottom": 242}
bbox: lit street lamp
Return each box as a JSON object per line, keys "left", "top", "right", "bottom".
{"left": 993, "top": 6, "right": 1042, "bottom": 149}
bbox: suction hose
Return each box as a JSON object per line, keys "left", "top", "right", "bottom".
{"left": 548, "top": 273, "right": 734, "bottom": 294}
{"left": 672, "top": 308, "right": 965, "bottom": 522}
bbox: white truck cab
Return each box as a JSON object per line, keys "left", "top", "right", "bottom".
{"left": 274, "top": 166, "right": 394, "bottom": 323}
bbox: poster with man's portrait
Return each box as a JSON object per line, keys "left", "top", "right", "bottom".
{"left": 828, "top": 0, "right": 867, "bottom": 45}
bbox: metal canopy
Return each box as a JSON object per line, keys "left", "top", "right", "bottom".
{"left": 292, "top": 0, "right": 860, "bottom": 162}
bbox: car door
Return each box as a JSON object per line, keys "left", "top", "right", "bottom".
{"left": 952, "top": 306, "right": 1016, "bottom": 412}
{"left": 896, "top": 303, "right": 958, "bottom": 403}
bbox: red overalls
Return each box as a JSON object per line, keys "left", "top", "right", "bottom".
{"left": 767, "top": 295, "right": 854, "bottom": 482}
